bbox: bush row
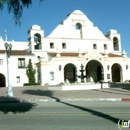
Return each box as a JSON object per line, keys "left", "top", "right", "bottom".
{"left": 23, "top": 83, "right": 40, "bottom": 86}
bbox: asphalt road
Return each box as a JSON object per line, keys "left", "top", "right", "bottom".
{"left": 0, "top": 101, "right": 130, "bottom": 130}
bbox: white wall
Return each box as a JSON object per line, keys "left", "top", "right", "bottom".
{"left": 0, "top": 54, "right": 7, "bottom": 85}
{"left": 10, "top": 55, "right": 35, "bottom": 86}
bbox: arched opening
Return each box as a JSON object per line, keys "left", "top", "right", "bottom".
{"left": 64, "top": 63, "right": 77, "bottom": 83}
{"left": 76, "top": 23, "right": 82, "bottom": 30}
{"left": 111, "top": 63, "right": 122, "bottom": 82}
{"left": 34, "top": 33, "right": 42, "bottom": 49}
{"left": 75, "top": 23, "right": 82, "bottom": 39}
{"left": 113, "top": 37, "right": 119, "bottom": 51}
{"left": 86, "top": 60, "right": 103, "bottom": 83}
{"left": 0, "top": 73, "right": 6, "bottom": 87}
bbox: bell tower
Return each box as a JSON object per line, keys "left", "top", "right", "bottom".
{"left": 28, "top": 25, "right": 44, "bottom": 52}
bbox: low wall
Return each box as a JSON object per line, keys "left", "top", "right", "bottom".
{"left": 48, "top": 83, "right": 109, "bottom": 91}
{"left": 62, "top": 83, "right": 108, "bottom": 91}
{"left": 48, "top": 82, "right": 130, "bottom": 91}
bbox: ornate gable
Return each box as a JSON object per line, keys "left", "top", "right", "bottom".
{"left": 85, "top": 50, "right": 103, "bottom": 61}
{"left": 47, "top": 10, "right": 108, "bottom": 40}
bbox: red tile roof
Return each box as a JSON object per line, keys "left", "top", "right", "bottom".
{"left": 61, "top": 53, "right": 78, "bottom": 56}
{"left": 0, "top": 50, "right": 5, "bottom": 53}
{"left": 48, "top": 53, "right": 79, "bottom": 57}
{"left": 0, "top": 50, "right": 122, "bottom": 57}
{"left": 0, "top": 50, "right": 34, "bottom": 55}
{"left": 101, "top": 53, "right": 122, "bottom": 57}
{"left": 48, "top": 52, "right": 122, "bottom": 57}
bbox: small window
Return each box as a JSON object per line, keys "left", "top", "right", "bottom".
{"left": 16, "top": 76, "right": 20, "bottom": 83}
{"left": 37, "top": 56, "right": 40, "bottom": 61}
{"left": 0, "top": 59, "right": 3, "bottom": 65}
{"left": 104, "top": 44, "right": 107, "bottom": 50}
{"left": 93, "top": 44, "right": 97, "bottom": 49}
{"left": 50, "top": 43, "right": 54, "bottom": 49}
{"left": 62, "top": 43, "right": 66, "bottom": 49}
{"left": 18, "top": 58, "right": 25, "bottom": 68}
{"left": 50, "top": 71, "right": 54, "bottom": 80}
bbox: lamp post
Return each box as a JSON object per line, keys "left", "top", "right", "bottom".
{"left": 4, "top": 42, "right": 13, "bottom": 98}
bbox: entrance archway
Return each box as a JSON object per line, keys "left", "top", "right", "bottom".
{"left": 86, "top": 60, "right": 103, "bottom": 83}
{"left": 111, "top": 63, "right": 122, "bottom": 82}
{"left": 0, "top": 73, "right": 6, "bottom": 87}
{"left": 64, "top": 63, "right": 77, "bottom": 83}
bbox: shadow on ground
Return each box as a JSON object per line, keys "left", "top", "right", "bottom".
{"left": 22, "top": 89, "right": 54, "bottom": 97}
{"left": 0, "top": 96, "right": 36, "bottom": 114}
{"left": 109, "top": 88, "right": 130, "bottom": 92}
{"left": 23, "top": 89, "right": 119, "bottom": 124}
{"left": 121, "top": 87, "right": 130, "bottom": 91}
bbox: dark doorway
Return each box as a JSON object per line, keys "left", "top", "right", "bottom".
{"left": 64, "top": 63, "right": 77, "bottom": 83}
{"left": 86, "top": 60, "right": 103, "bottom": 82}
{"left": 112, "top": 64, "right": 121, "bottom": 82}
{"left": 97, "top": 66, "right": 102, "bottom": 81}
{"left": 0, "top": 73, "right": 6, "bottom": 87}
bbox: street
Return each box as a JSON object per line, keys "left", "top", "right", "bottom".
{"left": 0, "top": 101, "right": 130, "bottom": 130}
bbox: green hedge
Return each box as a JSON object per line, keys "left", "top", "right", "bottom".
{"left": 23, "top": 83, "right": 40, "bottom": 86}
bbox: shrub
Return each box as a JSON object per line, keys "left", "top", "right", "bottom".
{"left": 23, "top": 83, "right": 40, "bottom": 86}
{"left": 26, "top": 59, "right": 36, "bottom": 84}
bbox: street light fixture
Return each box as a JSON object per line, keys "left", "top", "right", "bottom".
{"left": 4, "top": 42, "right": 13, "bottom": 98}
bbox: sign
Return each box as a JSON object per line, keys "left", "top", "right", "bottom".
{"left": 118, "top": 119, "right": 130, "bottom": 129}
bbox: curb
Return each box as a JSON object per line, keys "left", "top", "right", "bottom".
{"left": 0, "top": 98, "right": 125, "bottom": 103}
{"left": 122, "top": 98, "right": 130, "bottom": 101}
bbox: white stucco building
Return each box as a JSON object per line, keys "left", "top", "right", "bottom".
{"left": 0, "top": 10, "right": 130, "bottom": 87}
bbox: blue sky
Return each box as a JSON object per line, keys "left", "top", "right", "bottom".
{"left": 0, "top": 0, "right": 130, "bottom": 56}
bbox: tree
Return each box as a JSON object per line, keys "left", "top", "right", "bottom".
{"left": 26, "top": 59, "right": 36, "bottom": 84}
{"left": 0, "top": 0, "right": 43, "bottom": 25}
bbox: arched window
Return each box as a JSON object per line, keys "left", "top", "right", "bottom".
{"left": 113, "top": 37, "right": 119, "bottom": 51}
{"left": 75, "top": 23, "right": 82, "bottom": 38}
{"left": 76, "top": 23, "right": 82, "bottom": 30}
{"left": 34, "top": 33, "right": 41, "bottom": 49}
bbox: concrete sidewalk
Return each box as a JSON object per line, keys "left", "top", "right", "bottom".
{"left": 0, "top": 86, "right": 130, "bottom": 102}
